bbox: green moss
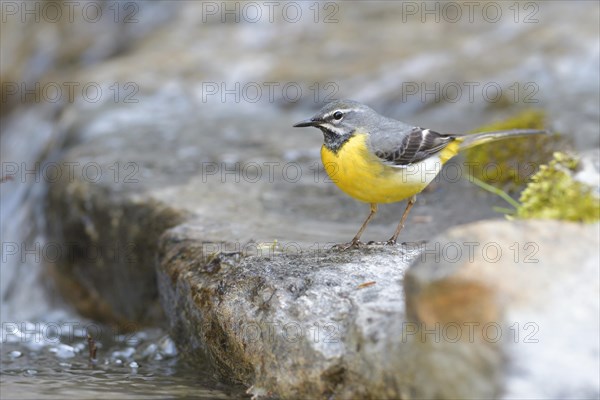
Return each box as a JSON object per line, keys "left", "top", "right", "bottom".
{"left": 515, "top": 152, "right": 600, "bottom": 222}
{"left": 464, "top": 110, "right": 569, "bottom": 192}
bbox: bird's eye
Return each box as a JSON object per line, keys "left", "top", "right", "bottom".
{"left": 333, "top": 111, "right": 343, "bottom": 120}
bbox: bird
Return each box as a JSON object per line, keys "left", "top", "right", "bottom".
{"left": 293, "top": 99, "right": 547, "bottom": 250}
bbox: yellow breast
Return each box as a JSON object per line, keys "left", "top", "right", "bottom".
{"left": 321, "top": 133, "right": 451, "bottom": 204}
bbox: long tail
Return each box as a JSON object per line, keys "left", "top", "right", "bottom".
{"left": 457, "top": 129, "right": 548, "bottom": 150}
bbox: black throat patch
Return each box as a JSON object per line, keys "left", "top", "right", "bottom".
{"left": 320, "top": 128, "right": 355, "bottom": 154}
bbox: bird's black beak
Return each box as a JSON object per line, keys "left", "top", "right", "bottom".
{"left": 293, "top": 118, "right": 321, "bottom": 128}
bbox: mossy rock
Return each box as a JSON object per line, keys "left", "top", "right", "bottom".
{"left": 464, "top": 110, "right": 569, "bottom": 192}
{"left": 515, "top": 152, "right": 600, "bottom": 223}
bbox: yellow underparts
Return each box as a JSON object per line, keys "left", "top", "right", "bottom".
{"left": 321, "top": 134, "right": 463, "bottom": 204}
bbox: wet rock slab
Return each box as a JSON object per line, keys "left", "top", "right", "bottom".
{"left": 158, "top": 227, "right": 420, "bottom": 399}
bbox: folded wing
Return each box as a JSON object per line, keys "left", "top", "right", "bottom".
{"left": 370, "top": 127, "right": 456, "bottom": 166}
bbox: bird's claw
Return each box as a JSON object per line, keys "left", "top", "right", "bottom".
{"left": 386, "top": 238, "right": 398, "bottom": 246}
{"left": 332, "top": 239, "right": 362, "bottom": 251}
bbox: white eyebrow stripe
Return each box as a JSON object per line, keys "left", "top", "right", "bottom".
{"left": 323, "top": 108, "right": 362, "bottom": 119}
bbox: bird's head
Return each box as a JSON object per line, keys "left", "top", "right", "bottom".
{"left": 293, "top": 99, "right": 376, "bottom": 152}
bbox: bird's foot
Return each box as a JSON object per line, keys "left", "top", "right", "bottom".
{"left": 386, "top": 238, "right": 398, "bottom": 246}
{"left": 332, "top": 239, "right": 362, "bottom": 251}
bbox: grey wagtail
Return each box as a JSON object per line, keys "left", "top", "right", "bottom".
{"left": 293, "top": 99, "right": 547, "bottom": 249}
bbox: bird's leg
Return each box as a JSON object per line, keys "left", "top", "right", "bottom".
{"left": 333, "top": 203, "right": 378, "bottom": 250}
{"left": 387, "top": 196, "right": 416, "bottom": 245}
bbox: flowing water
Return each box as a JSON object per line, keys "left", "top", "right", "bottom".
{"left": 1, "top": 324, "right": 247, "bottom": 399}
